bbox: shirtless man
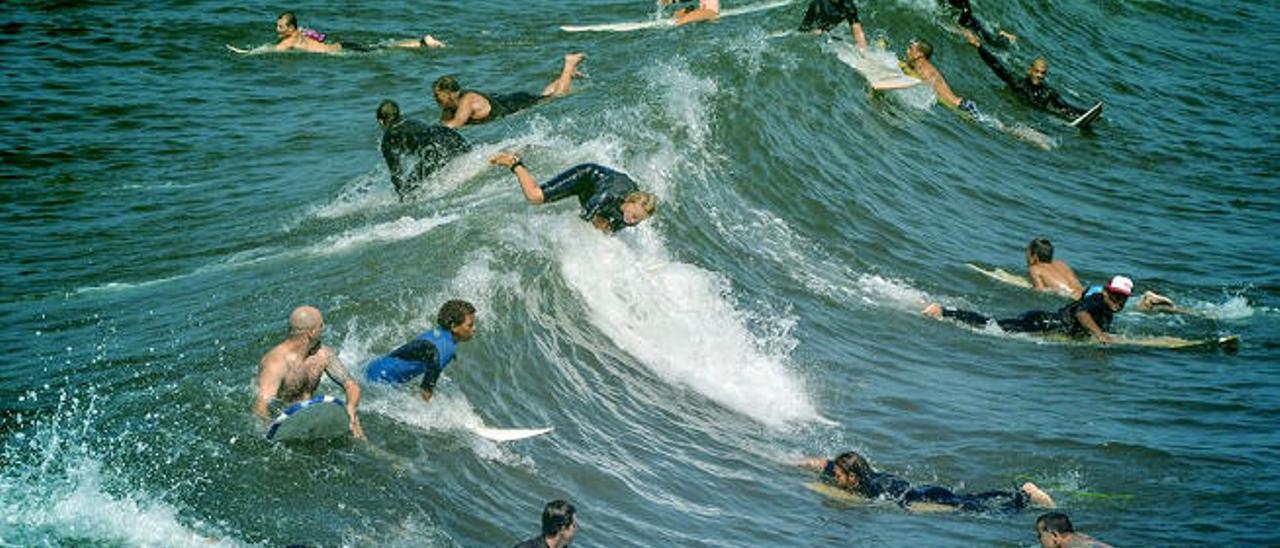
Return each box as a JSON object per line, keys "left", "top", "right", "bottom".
{"left": 662, "top": 0, "right": 721, "bottom": 26}
{"left": 899, "top": 38, "right": 983, "bottom": 117}
{"left": 1036, "top": 512, "right": 1113, "bottom": 548}
{"left": 433, "top": 53, "right": 586, "bottom": 129}
{"left": 253, "top": 306, "right": 365, "bottom": 439}
{"left": 1026, "top": 238, "right": 1084, "bottom": 298}
{"left": 272, "top": 11, "right": 445, "bottom": 54}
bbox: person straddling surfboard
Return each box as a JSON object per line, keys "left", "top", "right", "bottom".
{"left": 488, "top": 154, "right": 658, "bottom": 233}
{"left": 800, "top": 451, "right": 1056, "bottom": 513}
{"left": 1024, "top": 238, "right": 1181, "bottom": 313}
{"left": 365, "top": 300, "right": 477, "bottom": 403}
{"left": 432, "top": 53, "right": 587, "bottom": 129}
{"left": 922, "top": 275, "right": 1134, "bottom": 345}
{"left": 253, "top": 306, "right": 365, "bottom": 439}
{"left": 962, "top": 29, "right": 1097, "bottom": 122}
{"left": 270, "top": 11, "right": 445, "bottom": 54}
{"left": 660, "top": 0, "right": 721, "bottom": 26}
{"left": 376, "top": 100, "right": 470, "bottom": 201}
{"left": 1036, "top": 511, "right": 1114, "bottom": 548}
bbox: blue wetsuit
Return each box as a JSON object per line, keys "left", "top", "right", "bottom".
{"left": 540, "top": 163, "right": 640, "bottom": 232}
{"left": 822, "top": 460, "right": 1029, "bottom": 513}
{"left": 365, "top": 327, "right": 458, "bottom": 392}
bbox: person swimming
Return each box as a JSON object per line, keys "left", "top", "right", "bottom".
{"left": 272, "top": 11, "right": 445, "bottom": 54}
{"left": 801, "top": 451, "right": 1056, "bottom": 513}
{"left": 923, "top": 275, "right": 1133, "bottom": 345}
{"left": 963, "top": 29, "right": 1092, "bottom": 121}
{"left": 365, "top": 300, "right": 476, "bottom": 403}
{"left": 489, "top": 153, "right": 657, "bottom": 233}
{"left": 432, "top": 53, "right": 586, "bottom": 129}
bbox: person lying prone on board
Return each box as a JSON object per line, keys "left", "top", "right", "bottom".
{"left": 254, "top": 306, "right": 365, "bottom": 439}
{"left": 663, "top": 0, "right": 720, "bottom": 26}
{"left": 272, "top": 11, "right": 445, "bottom": 54}
{"left": 432, "top": 53, "right": 586, "bottom": 129}
{"left": 489, "top": 153, "right": 658, "bottom": 233}
{"left": 800, "top": 451, "right": 1057, "bottom": 513}
{"left": 1026, "top": 238, "right": 1185, "bottom": 314}
{"left": 923, "top": 275, "right": 1135, "bottom": 345}
{"left": 365, "top": 300, "right": 477, "bottom": 403}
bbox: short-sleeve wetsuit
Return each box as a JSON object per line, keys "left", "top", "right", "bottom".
{"left": 365, "top": 327, "right": 458, "bottom": 392}
{"left": 540, "top": 163, "right": 640, "bottom": 232}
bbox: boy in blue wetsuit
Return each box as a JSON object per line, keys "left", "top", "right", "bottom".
{"left": 801, "top": 451, "right": 1056, "bottom": 513}
{"left": 489, "top": 152, "right": 658, "bottom": 233}
{"left": 365, "top": 300, "right": 476, "bottom": 402}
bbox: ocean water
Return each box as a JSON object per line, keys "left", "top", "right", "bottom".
{"left": 2, "top": 0, "right": 1278, "bottom": 546}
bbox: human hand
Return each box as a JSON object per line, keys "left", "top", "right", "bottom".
{"left": 1096, "top": 333, "right": 1111, "bottom": 346}
{"left": 963, "top": 29, "right": 981, "bottom": 48}
{"left": 998, "top": 30, "right": 1018, "bottom": 43}
{"left": 489, "top": 152, "right": 519, "bottom": 169}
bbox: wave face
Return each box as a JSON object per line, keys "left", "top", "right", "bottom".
{"left": 1, "top": 0, "right": 1277, "bottom": 546}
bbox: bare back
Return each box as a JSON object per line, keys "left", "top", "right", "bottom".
{"left": 1029, "top": 260, "right": 1083, "bottom": 298}
{"left": 258, "top": 339, "right": 348, "bottom": 407}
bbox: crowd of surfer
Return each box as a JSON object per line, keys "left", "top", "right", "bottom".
{"left": 236, "top": 1, "right": 1202, "bottom": 545}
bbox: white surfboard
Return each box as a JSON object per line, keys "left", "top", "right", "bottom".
{"left": 1069, "top": 101, "right": 1103, "bottom": 129}
{"left": 266, "top": 395, "right": 350, "bottom": 441}
{"left": 561, "top": 0, "right": 793, "bottom": 33}
{"left": 469, "top": 425, "right": 554, "bottom": 442}
{"left": 965, "top": 263, "right": 1033, "bottom": 288}
{"left": 225, "top": 44, "right": 253, "bottom": 54}
{"left": 871, "top": 75, "right": 923, "bottom": 90}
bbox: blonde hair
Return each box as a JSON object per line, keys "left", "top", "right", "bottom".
{"left": 624, "top": 191, "right": 657, "bottom": 215}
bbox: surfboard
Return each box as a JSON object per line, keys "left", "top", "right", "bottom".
{"left": 870, "top": 75, "right": 923, "bottom": 90}
{"left": 561, "top": 0, "right": 792, "bottom": 32}
{"left": 1069, "top": 101, "right": 1103, "bottom": 129}
{"left": 266, "top": 395, "right": 350, "bottom": 441}
{"left": 225, "top": 44, "right": 253, "bottom": 54}
{"left": 803, "top": 482, "right": 865, "bottom": 503}
{"left": 1037, "top": 333, "right": 1240, "bottom": 350}
{"left": 469, "top": 425, "right": 554, "bottom": 442}
{"left": 965, "top": 263, "right": 1032, "bottom": 289}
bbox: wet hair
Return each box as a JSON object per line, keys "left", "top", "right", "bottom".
{"left": 623, "top": 192, "right": 658, "bottom": 216}
{"left": 1037, "top": 512, "right": 1074, "bottom": 534}
{"left": 436, "top": 299, "right": 476, "bottom": 330}
{"left": 912, "top": 38, "right": 933, "bottom": 59}
{"left": 832, "top": 451, "right": 875, "bottom": 496}
{"left": 376, "top": 100, "right": 401, "bottom": 125}
{"left": 432, "top": 75, "right": 461, "bottom": 94}
{"left": 278, "top": 12, "right": 298, "bottom": 30}
{"left": 1028, "top": 238, "right": 1054, "bottom": 262}
{"left": 541, "top": 499, "right": 576, "bottom": 537}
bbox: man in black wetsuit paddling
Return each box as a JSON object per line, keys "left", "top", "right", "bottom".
{"left": 489, "top": 152, "right": 657, "bottom": 233}
{"left": 963, "top": 29, "right": 1094, "bottom": 121}
{"left": 377, "top": 100, "right": 470, "bottom": 201}
{"left": 923, "top": 275, "right": 1133, "bottom": 345}
{"left": 433, "top": 53, "right": 586, "bottom": 129}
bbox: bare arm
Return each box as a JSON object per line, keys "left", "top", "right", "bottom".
{"left": 922, "top": 67, "right": 963, "bottom": 108}
{"left": 851, "top": 22, "right": 867, "bottom": 51}
{"left": 253, "top": 356, "right": 286, "bottom": 424}
{"left": 490, "top": 152, "right": 546, "bottom": 203}
{"left": 323, "top": 352, "right": 365, "bottom": 440}
{"left": 675, "top": 5, "right": 719, "bottom": 26}
{"left": 273, "top": 37, "right": 295, "bottom": 52}
{"left": 798, "top": 457, "right": 828, "bottom": 471}
{"left": 442, "top": 96, "right": 477, "bottom": 129}
{"left": 1075, "top": 310, "right": 1110, "bottom": 345}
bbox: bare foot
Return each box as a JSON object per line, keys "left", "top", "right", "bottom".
{"left": 422, "top": 34, "right": 446, "bottom": 48}
{"left": 922, "top": 303, "right": 943, "bottom": 318}
{"left": 1021, "top": 482, "right": 1055, "bottom": 508}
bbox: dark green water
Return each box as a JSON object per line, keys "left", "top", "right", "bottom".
{"left": 2, "top": 0, "right": 1278, "bottom": 545}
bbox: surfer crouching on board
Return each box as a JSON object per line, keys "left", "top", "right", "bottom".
{"left": 963, "top": 29, "right": 1093, "bottom": 121}
{"left": 923, "top": 275, "right": 1133, "bottom": 345}
{"left": 377, "top": 100, "right": 470, "bottom": 201}
{"left": 1026, "top": 238, "right": 1185, "bottom": 314}
{"left": 800, "top": 451, "right": 1056, "bottom": 512}
{"left": 254, "top": 306, "right": 365, "bottom": 439}
{"left": 433, "top": 53, "right": 586, "bottom": 129}
{"left": 272, "top": 11, "right": 445, "bottom": 54}
{"left": 365, "top": 300, "right": 476, "bottom": 403}
{"left": 489, "top": 154, "right": 657, "bottom": 233}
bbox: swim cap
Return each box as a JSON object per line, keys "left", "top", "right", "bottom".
{"left": 1105, "top": 276, "right": 1133, "bottom": 296}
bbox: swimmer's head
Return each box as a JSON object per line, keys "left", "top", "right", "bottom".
{"left": 1027, "top": 238, "right": 1054, "bottom": 264}
{"left": 432, "top": 76, "right": 462, "bottom": 107}
{"left": 831, "top": 451, "right": 874, "bottom": 495}
{"left": 621, "top": 192, "right": 658, "bottom": 226}
{"left": 540, "top": 500, "right": 577, "bottom": 543}
{"left": 276, "top": 12, "right": 298, "bottom": 36}
{"left": 1027, "top": 58, "right": 1048, "bottom": 86}
{"left": 376, "top": 100, "right": 401, "bottom": 128}
{"left": 907, "top": 38, "right": 933, "bottom": 62}
{"left": 1103, "top": 275, "right": 1132, "bottom": 311}
{"left": 437, "top": 299, "right": 477, "bottom": 342}
{"left": 287, "top": 306, "right": 324, "bottom": 350}
{"left": 1036, "top": 512, "right": 1074, "bottom": 547}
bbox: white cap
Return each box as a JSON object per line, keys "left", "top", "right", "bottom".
{"left": 1105, "top": 276, "right": 1133, "bottom": 296}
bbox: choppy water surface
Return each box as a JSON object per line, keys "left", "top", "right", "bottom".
{"left": 2, "top": 0, "right": 1278, "bottom": 545}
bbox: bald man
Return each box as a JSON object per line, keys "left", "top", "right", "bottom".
{"left": 253, "top": 306, "right": 365, "bottom": 439}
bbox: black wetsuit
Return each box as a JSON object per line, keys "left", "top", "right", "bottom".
{"left": 540, "top": 163, "right": 640, "bottom": 232}
{"left": 975, "top": 44, "right": 1087, "bottom": 119}
{"left": 798, "top": 0, "right": 859, "bottom": 32}
{"left": 946, "top": 0, "right": 1013, "bottom": 49}
{"left": 379, "top": 118, "right": 470, "bottom": 201}
{"left": 469, "top": 90, "right": 546, "bottom": 123}
{"left": 512, "top": 537, "right": 548, "bottom": 548}
{"left": 942, "top": 291, "right": 1115, "bottom": 336}
{"left": 822, "top": 461, "right": 1029, "bottom": 513}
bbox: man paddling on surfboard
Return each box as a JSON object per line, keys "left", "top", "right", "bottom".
{"left": 923, "top": 275, "right": 1133, "bottom": 345}
{"left": 801, "top": 451, "right": 1057, "bottom": 513}
{"left": 271, "top": 11, "right": 445, "bottom": 54}
{"left": 661, "top": 0, "right": 721, "bottom": 26}
{"left": 433, "top": 53, "right": 586, "bottom": 129}
{"left": 377, "top": 100, "right": 470, "bottom": 201}
{"left": 963, "top": 29, "right": 1099, "bottom": 124}
{"left": 365, "top": 300, "right": 477, "bottom": 403}
{"left": 1023, "top": 238, "right": 1182, "bottom": 313}
{"left": 253, "top": 306, "right": 365, "bottom": 439}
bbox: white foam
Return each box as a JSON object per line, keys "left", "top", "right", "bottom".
{"left": 827, "top": 40, "right": 937, "bottom": 111}
{"left": 303, "top": 214, "right": 458, "bottom": 256}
